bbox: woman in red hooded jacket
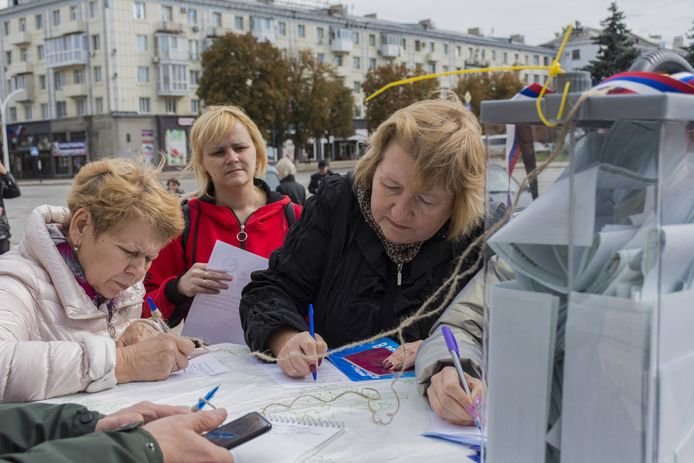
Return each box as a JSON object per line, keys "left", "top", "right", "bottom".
{"left": 144, "top": 106, "right": 301, "bottom": 326}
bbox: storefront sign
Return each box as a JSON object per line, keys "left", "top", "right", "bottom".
{"left": 51, "top": 141, "right": 86, "bottom": 157}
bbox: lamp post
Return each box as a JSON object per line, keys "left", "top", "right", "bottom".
{"left": 1, "top": 88, "right": 24, "bottom": 173}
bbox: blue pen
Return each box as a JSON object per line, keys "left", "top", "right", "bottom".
{"left": 191, "top": 384, "right": 220, "bottom": 412}
{"left": 146, "top": 297, "right": 170, "bottom": 333}
{"left": 441, "top": 325, "right": 481, "bottom": 429}
{"left": 308, "top": 304, "right": 317, "bottom": 381}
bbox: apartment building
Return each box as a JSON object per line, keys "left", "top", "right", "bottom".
{"left": 0, "top": 0, "right": 554, "bottom": 178}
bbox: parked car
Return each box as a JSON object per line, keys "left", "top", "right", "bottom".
{"left": 482, "top": 134, "right": 507, "bottom": 159}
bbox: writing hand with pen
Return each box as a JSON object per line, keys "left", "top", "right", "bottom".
{"left": 426, "top": 326, "right": 486, "bottom": 427}
{"left": 269, "top": 305, "right": 327, "bottom": 380}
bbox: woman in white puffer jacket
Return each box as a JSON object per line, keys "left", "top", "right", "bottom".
{"left": 0, "top": 158, "right": 196, "bottom": 402}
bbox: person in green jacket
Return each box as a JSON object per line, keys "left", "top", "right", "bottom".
{"left": 0, "top": 401, "right": 234, "bottom": 462}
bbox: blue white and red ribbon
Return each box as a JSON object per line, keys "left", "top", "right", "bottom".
{"left": 504, "top": 83, "right": 551, "bottom": 177}
{"left": 593, "top": 71, "right": 694, "bottom": 95}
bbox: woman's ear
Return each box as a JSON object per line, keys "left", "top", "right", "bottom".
{"left": 68, "top": 208, "right": 91, "bottom": 247}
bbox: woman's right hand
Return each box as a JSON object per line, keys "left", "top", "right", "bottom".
{"left": 426, "top": 366, "right": 486, "bottom": 426}
{"left": 115, "top": 334, "right": 195, "bottom": 383}
{"left": 177, "top": 262, "right": 233, "bottom": 298}
{"left": 271, "top": 329, "right": 328, "bottom": 379}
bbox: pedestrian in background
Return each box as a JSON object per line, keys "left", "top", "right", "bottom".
{"left": 166, "top": 177, "right": 185, "bottom": 197}
{"left": 0, "top": 160, "right": 21, "bottom": 255}
{"left": 308, "top": 159, "right": 333, "bottom": 194}
{"left": 276, "top": 157, "right": 306, "bottom": 206}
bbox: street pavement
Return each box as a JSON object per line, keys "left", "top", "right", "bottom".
{"left": 4, "top": 159, "right": 565, "bottom": 250}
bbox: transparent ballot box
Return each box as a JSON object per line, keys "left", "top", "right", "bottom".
{"left": 480, "top": 89, "right": 694, "bottom": 463}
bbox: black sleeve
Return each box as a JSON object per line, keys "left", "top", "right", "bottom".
{"left": 0, "top": 403, "right": 102, "bottom": 454}
{"left": 307, "top": 174, "right": 319, "bottom": 194}
{"left": 0, "top": 173, "right": 20, "bottom": 200}
{"left": 240, "top": 176, "right": 344, "bottom": 352}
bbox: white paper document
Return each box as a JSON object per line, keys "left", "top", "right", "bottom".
{"left": 182, "top": 241, "right": 268, "bottom": 345}
{"left": 422, "top": 410, "right": 484, "bottom": 447}
{"left": 254, "top": 360, "right": 350, "bottom": 389}
{"left": 173, "top": 353, "right": 229, "bottom": 377}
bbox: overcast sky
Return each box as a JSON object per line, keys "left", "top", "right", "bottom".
{"left": 347, "top": 0, "right": 692, "bottom": 47}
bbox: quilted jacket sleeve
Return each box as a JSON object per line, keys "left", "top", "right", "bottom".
{"left": 0, "top": 275, "right": 117, "bottom": 402}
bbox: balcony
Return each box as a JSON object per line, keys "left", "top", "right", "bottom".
{"left": 61, "top": 82, "right": 88, "bottom": 97}
{"left": 53, "top": 20, "right": 86, "bottom": 36}
{"left": 155, "top": 21, "right": 184, "bottom": 34}
{"left": 8, "top": 62, "right": 34, "bottom": 74}
{"left": 330, "top": 37, "right": 353, "bottom": 54}
{"left": 155, "top": 48, "right": 188, "bottom": 62}
{"left": 157, "top": 63, "right": 188, "bottom": 96}
{"left": 425, "top": 52, "right": 438, "bottom": 63}
{"left": 250, "top": 17, "right": 276, "bottom": 44}
{"left": 380, "top": 44, "right": 400, "bottom": 58}
{"left": 8, "top": 31, "right": 32, "bottom": 46}
{"left": 13, "top": 77, "right": 35, "bottom": 101}
{"left": 206, "top": 27, "right": 229, "bottom": 38}
{"left": 45, "top": 33, "right": 88, "bottom": 68}
{"left": 158, "top": 84, "right": 188, "bottom": 96}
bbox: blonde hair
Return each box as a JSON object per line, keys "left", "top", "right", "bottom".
{"left": 353, "top": 97, "right": 486, "bottom": 239}
{"left": 188, "top": 105, "right": 267, "bottom": 195}
{"left": 66, "top": 158, "right": 184, "bottom": 244}
{"left": 275, "top": 157, "right": 296, "bottom": 180}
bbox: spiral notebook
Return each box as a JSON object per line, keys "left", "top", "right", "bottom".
{"left": 231, "top": 415, "right": 345, "bottom": 463}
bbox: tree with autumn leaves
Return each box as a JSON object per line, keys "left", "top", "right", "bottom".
{"left": 197, "top": 33, "right": 354, "bottom": 154}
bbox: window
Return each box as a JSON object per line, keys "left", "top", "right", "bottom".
{"left": 139, "top": 97, "right": 150, "bottom": 113}
{"left": 353, "top": 81, "right": 361, "bottom": 93}
{"left": 136, "top": 34, "right": 147, "bottom": 52}
{"left": 544, "top": 56, "right": 549, "bottom": 66}
{"left": 234, "top": 16, "right": 243, "bottom": 30}
{"left": 524, "top": 54, "right": 529, "bottom": 64}
{"left": 93, "top": 66, "right": 102, "bottom": 82}
{"left": 74, "top": 69, "right": 84, "bottom": 83}
{"left": 368, "top": 58, "right": 376, "bottom": 70}
{"left": 571, "top": 49, "right": 580, "bottom": 60}
{"left": 4, "top": 51, "right": 11, "bottom": 65}
{"left": 211, "top": 12, "right": 222, "bottom": 27}
{"left": 89, "top": 1, "right": 97, "bottom": 18}
{"left": 52, "top": 10, "right": 60, "bottom": 26}
{"left": 95, "top": 97, "right": 103, "bottom": 113}
{"left": 456, "top": 46, "right": 461, "bottom": 57}
{"left": 297, "top": 24, "right": 305, "bottom": 38}
{"left": 369, "top": 34, "right": 375, "bottom": 46}
{"left": 91, "top": 34, "right": 100, "bottom": 51}
{"left": 76, "top": 98, "right": 86, "bottom": 115}
{"left": 20, "top": 48, "right": 28, "bottom": 62}
{"left": 443, "top": 43, "right": 448, "bottom": 55}
{"left": 492, "top": 50, "right": 497, "bottom": 61}
{"left": 503, "top": 52, "right": 508, "bottom": 64}
{"left": 317, "top": 27, "right": 324, "bottom": 42}
{"left": 533, "top": 55, "right": 539, "bottom": 65}
{"left": 39, "top": 75, "right": 46, "bottom": 89}
{"left": 54, "top": 71, "right": 64, "bottom": 90}
{"left": 334, "top": 55, "right": 342, "bottom": 66}
{"left": 37, "top": 45, "right": 44, "bottom": 60}
{"left": 191, "top": 99, "right": 199, "bottom": 114}
{"left": 352, "top": 56, "right": 360, "bottom": 69}
{"left": 165, "top": 98, "right": 176, "bottom": 113}
{"left": 352, "top": 31, "right": 359, "bottom": 44}
{"left": 189, "top": 40, "right": 198, "bottom": 60}
{"left": 18, "top": 17, "right": 26, "bottom": 32}
{"left": 133, "top": 2, "right": 145, "bottom": 19}
{"left": 69, "top": 6, "right": 80, "bottom": 21}
{"left": 278, "top": 21, "right": 286, "bottom": 36}
{"left": 187, "top": 8, "right": 197, "bottom": 24}
{"left": 533, "top": 74, "right": 540, "bottom": 83}
{"left": 161, "top": 5, "right": 172, "bottom": 22}
{"left": 428, "top": 63, "right": 436, "bottom": 73}
{"left": 482, "top": 49, "right": 486, "bottom": 60}
{"left": 35, "top": 14, "right": 43, "bottom": 29}
{"left": 41, "top": 103, "right": 49, "bottom": 119}
{"left": 189, "top": 69, "right": 199, "bottom": 85}
{"left": 9, "top": 107, "right": 17, "bottom": 123}
{"left": 23, "top": 104, "right": 32, "bottom": 121}
{"left": 429, "top": 41, "right": 435, "bottom": 52}
{"left": 56, "top": 101, "right": 67, "bottom": 118}
{"left": 137, "top": 66, "right": 149, "bottom": 82}
{"left": 414, "top": 40, "right": 421, "bottom": 52}
{"left": 2, "top": 21, "right": 8, "bottom": 36}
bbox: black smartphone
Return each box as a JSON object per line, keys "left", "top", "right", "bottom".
{"left": 204, "top": 412, "right": 272, "bottom": 450}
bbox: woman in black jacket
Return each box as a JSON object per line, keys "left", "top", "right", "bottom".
{"left": 0, "top": 160, "right": 21, "bottom": 254}
{"left": 275, "top": 157, "right": 306, "bottom": 205}
{"left": 240, "top": 97, "right": 486, "bottom": 379}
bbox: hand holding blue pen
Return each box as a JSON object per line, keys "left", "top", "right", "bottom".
{"left": 192, "top": 385, "right": 220, "bottom": 412}
{"left": 146, "top": 297, "right": 170, "bottom": 333}
{"left": 308, "top": 304, "right": 317, "bottom": 381}
{"left": 441, "top": 326, "right": 482, "bottom": 429}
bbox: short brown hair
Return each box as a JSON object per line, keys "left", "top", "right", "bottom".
{"left": 354, "top": 97, "right": 486, "bottom": 239}
{"left": 188, "top": 105, "right": 267, "bottom": 195}
{"left": 66, "top": 158, "right": 184, "bottom": 244}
